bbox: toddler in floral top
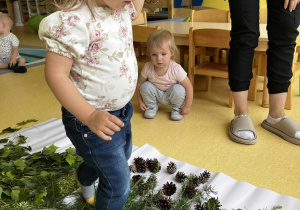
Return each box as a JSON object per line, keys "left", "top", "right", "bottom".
{"left": 38, "top": 0, "right": 144, "bottom": 208}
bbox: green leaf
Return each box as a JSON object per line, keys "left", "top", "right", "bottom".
{"left": 42, "top": 148, "right": 52, "bottom": 155}
{"left": 3, "top": 189, "right": 11, "bottom": 196}
{"left": 17, "top": 135, "right": 28, "bottom": 144}
{"left": 40, "top": 171, "right": 49, "bottom": 177}
{"left": 19, "top": 188, "right": 29, "bottom": 201}
{"left": 34, "top": 192, "right": 47, "bottom": 207}
{"left": 6, "top": 171, "right": 16, "bottom": 178}
{"left": 25, "top": 182, "right": 37, "bottom": 189}
{"left": 52, "top": 153, "right": 62, "bottom": 164}
{"left": 16, "top": 119, "right": 38, "bottom": 126}
{"left": 48, "top": 144, "right": 59, "bottom": 153}
{"left": 0, "top": 127, "right": 21, "bottom": 135}
{"left": 0, "top": 187, "right": 2, "bottom": 199}
{"left": 1, "top": 151, "right": 11, "bottom": 158}
{"left": 66, "top": 154, "right": 75, "bottom": 166}
{"left": 66, "top": 148, "right": 75, "bottom": 153}
{"left": 0, "top": 138, "right": 9, "bottom": 144}
{"left": 14, "top": 159, "right": 26, "bottom": 167}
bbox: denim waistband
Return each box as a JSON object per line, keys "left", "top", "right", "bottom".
{"left": 61, "top": 102, "right": 133, "bottom": 120}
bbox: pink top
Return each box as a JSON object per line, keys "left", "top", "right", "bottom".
{"left": 141, "top": 60, "right": 187, "bottom": 91}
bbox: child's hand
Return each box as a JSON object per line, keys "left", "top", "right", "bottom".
{"left": 179, "top": 106, "right": 190, "bottom": 115}
{"left": 9, "top": 59, "right": 17, "bottom": 66}
{"left": 86, "top": 110, "right": 124, "bottom": 141}
{"left": 138, "top": 101, "right": 147, "bottom": 111}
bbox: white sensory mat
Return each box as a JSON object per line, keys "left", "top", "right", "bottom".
{"left": 1, "top": 118, "right": 300, "bottom": 210}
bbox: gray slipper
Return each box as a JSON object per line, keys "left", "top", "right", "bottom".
{"left": 229, "top": 115, "right": 258, "bottom": 145}
{"left": 261, "top": 117, "right": 300, "bottom": 145}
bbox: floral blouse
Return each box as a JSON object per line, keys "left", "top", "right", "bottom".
{"left": 39, "top": 3, "right": 138, "bottom": 111}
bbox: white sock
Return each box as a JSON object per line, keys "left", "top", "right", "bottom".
{"left": 266, "top": 114, "right": 285, "bottom": 124}
{"left": 234, "top": 115, "right": 255, "bottom": 139}
{"left": 266, "top": 114, "right": 300, "bottom": 139}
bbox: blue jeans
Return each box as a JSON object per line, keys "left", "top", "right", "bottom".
{"left": 61, "top": 102, "right": 133, "bottom": 210}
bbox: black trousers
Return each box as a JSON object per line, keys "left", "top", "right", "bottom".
{"left": 228, "top": 0, "right": 300, "bottom": 94}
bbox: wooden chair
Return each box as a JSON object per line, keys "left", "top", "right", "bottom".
{"left": 132, "top": 25, "right": 160, "bottom": 69}
{"left": 184, "top": 9, "right": 231, "bottom": 89}
{"left": 188, "top": 28, "right": 257, "bottom": 107}
{"left": 259, "top": 8, "right": 267, "bottom": 24}
{"left": 173, "top": 8, "right": 191, "bottom": 19}
{"left": 143, "top": 0, "right": 174, "bottom": 19}
{"left": 132, "top": 10, "right": 147, "bottom": 26}
{"left": 190, "top": 9, "right": 230, "bottom": 23}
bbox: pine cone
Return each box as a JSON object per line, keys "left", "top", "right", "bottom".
{"left": 207, "top": 197, "right": 222, "bottom": 210}
{"left": 162, "top": 181, "right": 177, "bottom": 196}
{"left": 153, "top": 189, "right": 164, "bottom": 205}
{"left": 183, "top": 184, "right": 196, "bottom": 198}
{"left": 167, "top": 161, "right": 177, "bottom": 174}
{"left": 175, "top": 171, "right": 187, "bottom": 183}
{"left": 199, "top": 170, "right": 211, "bottom": 184}
{"left": 129, "top": 164, "right": 137, "bottom": 173}
{"left": 195, "top": 203, "right": 205, "bottom": 210}
{"left": 158, "top": 196, "right": 173, "bottom": 210}
{"left": 138, "top": 182, "right": 148, "bottom": 192}
{"left": 146, "top": 158, "right": 161, "bottom": 173}
{"left": 134, "top": 157, "right": 147, "bottom": 173}
{"left": 191, "top": 175, "right": 201, "bottom": 187}
{"left": 132, "top": 175, "right": 143, "bottom": 183}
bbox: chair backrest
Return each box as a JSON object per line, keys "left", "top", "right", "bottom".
{"left": 189, "top": 28, "right": 231, "bottom": 49}
{"left": 173, "top": 8, "right": 191, "bottom": 19}
{"left": 132, "top": 11, "right": 147, "bottom": 25}
{"left": 132, "top": 25, "right": 161, "bottom": 43}
{"left": 143, "top": 0, "right": 174, "bottom": 19}
{"left": 190, "top": 9, "right": 230, "bottom": 23}
{"left": 259, "top": 8, "right": 267, "bottom": 24}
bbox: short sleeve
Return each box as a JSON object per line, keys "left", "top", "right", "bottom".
{"left": 141, "top": 62, "right": 151, "bottom": 79}
{"left": 38, "top": 11, "right": 89, "bottom": 59}
{"left": 10, "top": 34, "right": 19, "bottom": 46}
{"left": 126, "top": 2, "right": 136, "bottom": 20}
{"left": 175, "top": 63, "right": 187, "bottom": 82}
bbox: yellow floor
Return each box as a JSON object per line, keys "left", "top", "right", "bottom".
{"left": 1, "top": 26, "right": 299, "bottom": 200}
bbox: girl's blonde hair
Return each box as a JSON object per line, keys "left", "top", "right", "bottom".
{"left": 147, "top": 29, "right": 179, "bottom": 62}
{"left": 52, "top": 0, "right": 96, "bottom": 18}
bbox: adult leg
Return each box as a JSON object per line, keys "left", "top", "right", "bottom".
{"left": 262, "top": 0, "right": 300, "bottom": 143}
{"left": 228, "top": 0, "right": 260, "bottom": 142}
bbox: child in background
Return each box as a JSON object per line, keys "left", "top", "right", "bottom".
{"left": 136, "top": 30, "right": 193, "bottom": 121}
{"left": 38, "top": 0, "right": 143, "bottom": 208}
{"left": 0, "top": 13, "right": 27, "bottom": 73}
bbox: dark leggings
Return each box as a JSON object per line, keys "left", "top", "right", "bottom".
{"left": 228, "top": 0, "right": 300, "bottom": 94}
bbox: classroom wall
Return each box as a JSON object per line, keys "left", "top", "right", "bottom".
{"left": 202, "top": 0, "right": 267, "bottom": 10}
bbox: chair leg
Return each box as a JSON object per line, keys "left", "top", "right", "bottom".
{"left": 206, "top": 76, "right": 212, "bottom": 91}
{"left": 180, "top": 48, "right": 185, "bottom": 70}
